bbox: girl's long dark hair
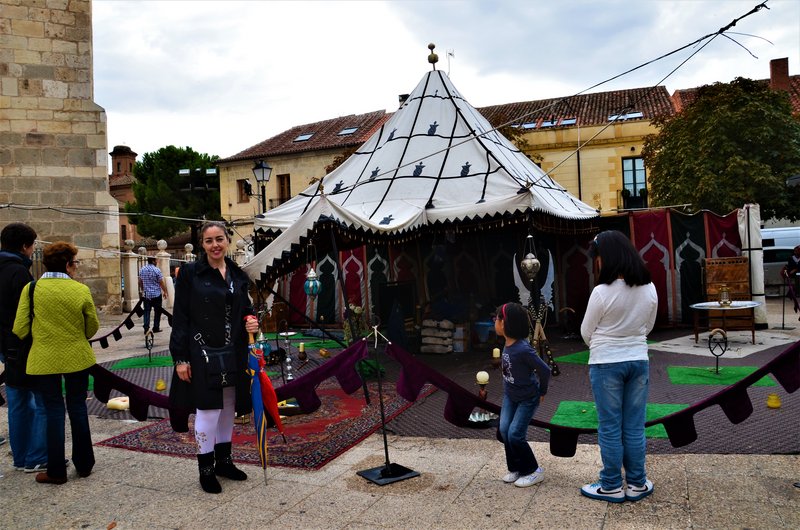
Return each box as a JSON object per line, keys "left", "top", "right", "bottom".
{"left": 589, "top": 230, "right": 651, "bottom": 286}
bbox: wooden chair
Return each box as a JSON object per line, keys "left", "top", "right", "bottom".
{"left": 701, "top": 256, "right": 755, "bottom": 343}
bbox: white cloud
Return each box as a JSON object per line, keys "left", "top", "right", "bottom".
{"left": 93, "top": 0, "right": 800, "bottom": 163}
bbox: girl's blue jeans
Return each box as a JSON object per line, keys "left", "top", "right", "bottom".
{"left": 498, "top": 394, "right": 540, "bottom": 475}
{"left": 589, "top": 360, "right": 649, "bottom": 490}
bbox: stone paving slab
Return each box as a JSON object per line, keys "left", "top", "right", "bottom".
{"left": 1, "top": 413, "right": 798, "bottom": 529}
{"left": 1, "top": 298, "right": 799, "bottom": 528}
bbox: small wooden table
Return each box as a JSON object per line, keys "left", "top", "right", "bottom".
{"left": 690, "top": 301, "right": 761, "bottom": 344}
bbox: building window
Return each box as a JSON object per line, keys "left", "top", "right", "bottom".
{"left": 622, "top": 156, "right": 647, "bottom": 209}
{"left": 294, "top": 133, "right": 314, "bottom": 142}
{"left": 338, "top": 127, "right": 358, "bottom": 135}
{"left": 278, "top": 173, "right": 290, "bottom": 202}
{"left": 609, "top": 111, "right": 644, "bottom": 121}
{"left": 622, "top": 157, "right": 646, "bottom": 195}
{"left": 121, "top": 224, "right": 127, "bottom": 240}
{"left": 116, "top": 161, "right": 121, "bottom": 172}
{"left": 237, "top": 179, "right": 250, "bottom": 203}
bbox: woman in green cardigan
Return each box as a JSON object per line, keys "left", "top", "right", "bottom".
{"left": 13, "top": 241, "right": 99, "bottom": 485}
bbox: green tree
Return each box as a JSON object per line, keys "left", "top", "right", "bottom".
{"left": 642, "top": 77, "right": 800, "bottom": 220}
{"left": 125, "top": 146, "right": 221, "bottom": 238}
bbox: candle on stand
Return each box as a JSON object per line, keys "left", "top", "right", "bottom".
{"left": 476, "top": 371, "right": 489, "bottom": 401}
{"left": 299, "top": 342, "right": 305, "bottom": 353}
{"left": 491, "top": 347, "right": 501, "bottom": 369}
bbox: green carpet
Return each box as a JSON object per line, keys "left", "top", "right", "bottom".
{"left": 549, "top": 401, "right": 687, "bottom": 438}
{"left": 259, "top": 333, "right": 342, "bottom": 350}
{"left": 553, "top": 349, "right": 589, "bottom": 364}
{"left": 667, "top": 366, "right": 776, "bottom": 386}
{"left": 554, "top": 342, "right": 657, "bottom": 365}
{"left": 108, "top": 354, "right": 280, "bottom": 378}
{"left": 109, "top": 355, "right": 174, "bottom": 370}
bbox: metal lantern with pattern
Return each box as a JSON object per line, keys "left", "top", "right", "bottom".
{"left": 520, "top": 234, "right": 540, "bottom": 281}
{"left": 304, "top": 268, "right": 321, "bottom": 299}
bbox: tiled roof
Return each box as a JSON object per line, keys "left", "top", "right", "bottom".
{"left": 219, "top": 110, "right": 390, "bottom": 163}
{"left": 221, "top": 88, "right": 674, "bottom": 163}
{"left": 109, "top": 174, "right": 135, "bottom": 187}
{"left": 477, "top": 86, "right": 675, "bottom": 128}
{"left": 671, "top": 75, "right": 800, "bottom": 114}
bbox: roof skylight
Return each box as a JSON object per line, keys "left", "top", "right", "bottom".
{"left": 294, "top": 133, "right": 314, "bottom": 142}
{"left": 338, "top": 127, "right": 358, "bottom": 136}
{"left": 608, "top": 111, "right": 644, "bottom": 121}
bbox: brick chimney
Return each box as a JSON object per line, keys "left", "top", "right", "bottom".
{"left": 770, "top": 58, "right": 790, "bottom": 92}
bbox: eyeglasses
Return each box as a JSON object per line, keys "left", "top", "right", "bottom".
{"left": 69, "top": 260, "right": 80, "bottom": 266}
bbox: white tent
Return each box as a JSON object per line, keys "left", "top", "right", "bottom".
{"left": 244, "top": 68, "right": 598, "bottom": 282}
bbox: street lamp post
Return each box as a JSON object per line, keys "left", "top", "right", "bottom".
{"left": 252, "top": 160, "right": 273, "bottom": 214}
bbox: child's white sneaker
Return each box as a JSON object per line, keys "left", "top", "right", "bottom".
{"left": 502, "top": 471, "right": 520, "bottom": 483}
{"left": 514, "top": 467, "right": 544, "bottom": 487}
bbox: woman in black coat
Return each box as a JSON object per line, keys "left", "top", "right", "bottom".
{"left": 168, "top": 221, "right": 259, "bottom": 494}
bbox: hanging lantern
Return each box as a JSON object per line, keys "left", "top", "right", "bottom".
{"left": 303, "top": 240, "right": 321, "bottom": 300}
{"left": 304, "top": 268, "right": 321, "bottom": 299}
{"left": 520, "top": 234, "right": 540, "bottom": 281}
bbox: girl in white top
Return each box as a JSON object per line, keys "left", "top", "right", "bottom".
{"left": 579, "top": 230, "right": 658, "bottom": 504}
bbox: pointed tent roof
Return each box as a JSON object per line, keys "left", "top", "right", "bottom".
{"left": 244, "top": 69, "right": 598, "bottom": 282}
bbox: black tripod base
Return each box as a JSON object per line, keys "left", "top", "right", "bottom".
{"left": 357, "top": 462, "right": 420, "bottom": 486}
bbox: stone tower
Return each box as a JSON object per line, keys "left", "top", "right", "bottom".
{"left": 1, "top": 0, "right": 121, "bottom": 311}
{"left": 109, "top": 144, "right": 138, "bottom": 245}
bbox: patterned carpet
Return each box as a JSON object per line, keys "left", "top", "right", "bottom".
{"left": 97, "top": 380, "right": 436, "bottom": 470}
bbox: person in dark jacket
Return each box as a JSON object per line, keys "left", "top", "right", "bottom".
{"left": 168, "top": 221, "right": 259, "bottom": 494}
{"left": 0, "top": 223, "right": 47, "bottom": 473}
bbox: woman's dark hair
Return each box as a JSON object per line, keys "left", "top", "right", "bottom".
{"left": 495, "top": 302, "right": 529, "bottom": 340}
{"left": 42, "top": 241, "right": 77, "bottom": 273}
{"left": 200, "top": 220, "right": 230, "bottom": 241}
{"left": 589, "top": 230, "right": 651, "bottom": 286}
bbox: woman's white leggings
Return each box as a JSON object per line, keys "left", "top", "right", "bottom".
{"left": 194, "top": 386, "right": 236, "bottom": 454}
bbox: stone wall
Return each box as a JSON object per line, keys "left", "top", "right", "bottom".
{"left": 1, "top": 0, "right": 121, "bottom": 312}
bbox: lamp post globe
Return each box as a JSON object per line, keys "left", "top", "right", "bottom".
{"left": 252, "top": 160, "right": 273, "bottom": 214}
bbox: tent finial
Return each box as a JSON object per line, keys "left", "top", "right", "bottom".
{"left": 428, "top": 43, "right": 438, "bottom": 70}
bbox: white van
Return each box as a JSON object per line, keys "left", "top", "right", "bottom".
{"left": 763, "top": 246, "right": 795, "bottom": 296}
{"left": 761, "top": 227, "right": 800, "bottom": 296}
{"left": 761, "top": 227, "right": 800, "bottom": 248}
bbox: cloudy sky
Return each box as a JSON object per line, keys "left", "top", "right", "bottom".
{"left": 92, "top": 0, "right": 799, "bottom": 163}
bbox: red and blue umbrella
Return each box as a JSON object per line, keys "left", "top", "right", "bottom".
{"left": 248, "top": 334, "right": 286, "bottom": 484}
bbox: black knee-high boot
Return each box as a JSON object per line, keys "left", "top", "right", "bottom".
{"left": 197, "top": 452, "right": 221, "bottom": 493}
{"left": 214, "top": 442, "right": 247, "bottom": 480}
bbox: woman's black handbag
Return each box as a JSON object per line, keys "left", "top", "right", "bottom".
{"left": 191, "top": 343, "right": 238, "bottom": 389}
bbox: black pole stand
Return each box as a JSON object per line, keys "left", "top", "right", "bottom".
{"left": 356, "top": 327, "right": 420, "bottom": 486}
{"left": 773, "top": 277, "right": 795, "bottom": 330}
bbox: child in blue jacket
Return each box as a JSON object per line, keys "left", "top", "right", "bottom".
{"left": 495, "top": 302, "right": 551, "bottom": 487}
